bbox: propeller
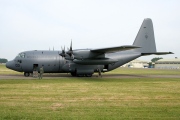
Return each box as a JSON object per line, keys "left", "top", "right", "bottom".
{"left": 66, "top": 40, "right": 74, "bottom": 59}
{"left": 59, "top": 46, "right": 66, "bottom": 57}
{"left": 59, "top": 41, "right": 74, "bottom": 60}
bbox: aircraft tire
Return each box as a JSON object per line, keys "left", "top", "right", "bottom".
{"left": 76, "top": 74, "right": 84, "bottom": 77}
{"left": 24, "top": 72, "right": 30, "bottom": 77}
{"left": 71, "top": 72, "right": 76, "bottom": 77}
{"left": 85, "top": 74, "right": 92, "bottom": 77}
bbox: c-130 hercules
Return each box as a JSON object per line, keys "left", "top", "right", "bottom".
{"left": 6, "top": 18, "right": 173, "bottom": 77}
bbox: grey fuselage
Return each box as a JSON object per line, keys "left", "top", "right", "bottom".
{"left": 6, "top": 50, "right": 141, "bottom": 75}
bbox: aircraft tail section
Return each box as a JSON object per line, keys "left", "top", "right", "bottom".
{"left": 133, "top": 18, "right": 157, "bottom": 53}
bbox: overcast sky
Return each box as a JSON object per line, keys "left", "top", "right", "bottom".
{"left": 0, "top": 0, "right": 180, "bottom": 61}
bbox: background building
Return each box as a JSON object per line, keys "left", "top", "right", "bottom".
{"left": 155, "top": 58, "right": 180, "bottom": 69}
{"left": 122, "top": 59, "right": 149, "bottom": 68}
{"left": 0, "top": 58, "right": 8, "bottom": 64}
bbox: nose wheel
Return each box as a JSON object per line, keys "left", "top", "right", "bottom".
{"left": 24, "top": 72, "right": 30, "bottom": 77}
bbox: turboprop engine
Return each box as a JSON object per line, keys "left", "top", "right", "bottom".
{"left": 72, "top": 49, "right": 103, "bottom": 60}
{"left": 59, "top": 41, "right": 105, "bottom": 60}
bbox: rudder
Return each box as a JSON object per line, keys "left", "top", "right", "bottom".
{"left": 133, "top": 18, "right": 157, "bottom": 53}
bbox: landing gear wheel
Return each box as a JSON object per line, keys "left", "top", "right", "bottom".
{"left": 24, "top": 72, "right": 30, "bottom": 77}
{"left": 71, "top": 72, "right": 76, "bottom": 77}
{"left": 77, "top": 74, "right": 84, "bottom": 77}
{"left": 85, "top": 74, "right": 92, "bottom": 77}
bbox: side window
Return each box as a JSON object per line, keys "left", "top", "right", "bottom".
{"left": 17, "top": 53, "right": 26, "bottom": 58}
{"left": 17, "top": 60, "right": 22, "bottom": 63}
{"left": 20, "top": 53, "right": 25, "bottom": 58}
{"left": 16, "top": 53, "right": 26, "bottom": 61}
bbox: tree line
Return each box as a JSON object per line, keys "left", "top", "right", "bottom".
{"left": 0, "top": 58, "right": 8, "bottom": 63}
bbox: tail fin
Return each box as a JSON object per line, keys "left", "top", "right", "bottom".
{"left": 133, "top": 18, "right": 157, "bottom": 53}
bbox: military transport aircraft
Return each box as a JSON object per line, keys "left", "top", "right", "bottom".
{"left": 6, "top": 18, "right": 172, "bottom": 77}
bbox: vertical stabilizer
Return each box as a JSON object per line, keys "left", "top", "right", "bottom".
{"left": 133, "top": 18, "right": 156, "bottom": 53}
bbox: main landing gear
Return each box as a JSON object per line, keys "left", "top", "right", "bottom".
{"left": 24, "top": 72, "right": 30, "bottom": 77}
{"left": 70, "top": 72, "right": 92, "bottom": 77}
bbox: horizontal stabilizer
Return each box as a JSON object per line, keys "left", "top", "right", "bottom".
{"left": 91, "top": 45, "right": 140, "bottom": 53}
{"left": 141, "top": 52, "right": 173, "bottom": 56}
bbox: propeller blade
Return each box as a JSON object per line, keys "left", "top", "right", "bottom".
{"left": 59, "top": 41, "right": 74, "bottom": 60}
{"left": 60, "top": 45, "right": 66, "bottom": 57}
{"left": 66, "top": 41, "right": 73, "bottom": 57}
{"left": 70, "top": 40, "right": 72, "bottom": 51}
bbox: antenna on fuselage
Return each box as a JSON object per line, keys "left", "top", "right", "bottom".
{"left": 53, "top": 46, "right": 54, "bottom": 51}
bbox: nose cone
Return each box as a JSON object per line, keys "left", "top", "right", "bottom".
{"left": 6, "top": 60, "right": 14, "bottom": 70}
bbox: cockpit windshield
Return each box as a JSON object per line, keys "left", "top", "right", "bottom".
{"left": 17, "top": 53, "right": 25, "bottom": 58}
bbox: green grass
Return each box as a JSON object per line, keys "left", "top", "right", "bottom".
{"left": 0, "top": 78, "right": 180, "bottom": 120}
{"left": 0, "top": 65, "right": 21, "bottom": 75}
{"left": 0, "top": 64, "right": 180, "bottom": 119}
{"left": 107, "top": 67, "right": 180, "bottom": 75}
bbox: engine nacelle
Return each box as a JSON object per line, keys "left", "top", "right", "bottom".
{"left": 73, "top": 49, "right": 104, "bottom": 60}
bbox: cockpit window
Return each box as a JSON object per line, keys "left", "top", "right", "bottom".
{"left": 17, "top": 53, "right": 25, "bottom": 58}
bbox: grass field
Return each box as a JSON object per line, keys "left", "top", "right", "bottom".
{"left": 0, "top": 65, "right": 180, "bottom": 119}
{"left": 1, "top": 64, "right": 180, "bottom": 75}
{"left": 107, "top": 67, "right": 180, "bottom": 75}
{"left": 0, "top": 65, "right": 21, "bottom": 75}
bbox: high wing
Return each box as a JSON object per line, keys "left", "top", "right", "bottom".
{"left": 91, "top": 45, "right": 141, "bottom": 53}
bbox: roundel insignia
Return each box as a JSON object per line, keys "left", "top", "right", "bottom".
{"left": 145, "top": 34, "right": 148, "bottom": 39}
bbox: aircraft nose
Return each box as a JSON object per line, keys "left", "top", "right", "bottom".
{"left": 6, "top": 60, "right": 14, "bottom": 69}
